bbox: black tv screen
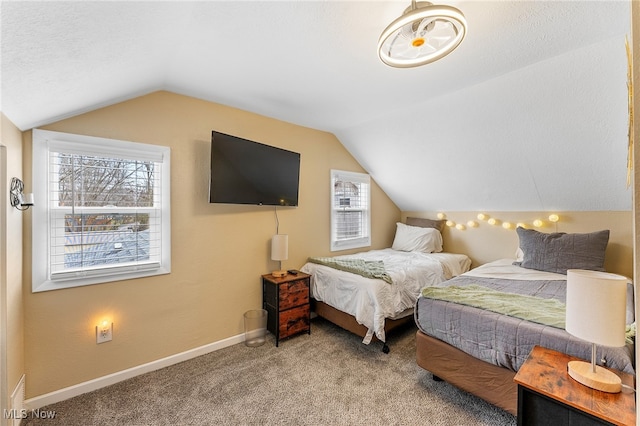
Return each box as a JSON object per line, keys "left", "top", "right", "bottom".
{"left": 209, "top": 131, "right": 300, "bottom": 206}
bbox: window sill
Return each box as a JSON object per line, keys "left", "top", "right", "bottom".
{"left": 32, "top": 266, "right": 171, "bottom": 293}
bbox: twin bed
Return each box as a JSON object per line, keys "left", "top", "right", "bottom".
{"left": 301, "top": 221, "right": 636, "bottom": 416}
{"left": 301, "top": 247, "right": 471, "bottom": 351}
{"left": 300, "top": 219, "right": 471, "bottom": 352}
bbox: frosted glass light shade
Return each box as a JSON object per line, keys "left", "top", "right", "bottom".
{"left": 271, "top": 234, "right": 288, "bottom": 261}
{"left": 565, "top": 269, "right": 627, "bottom": 348}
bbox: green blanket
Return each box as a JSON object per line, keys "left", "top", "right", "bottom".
{"left": 421, "top": 284, "right": 567, "bottom": 329}
{"left": 308, "top": 256, "right": 393, "bottom": 284}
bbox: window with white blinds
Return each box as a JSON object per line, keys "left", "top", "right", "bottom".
{"left": 32, "top": 129, "right": 171, "bottom": 292}
{"left": 330, "top": 170, "right": 371, "bottom": 251}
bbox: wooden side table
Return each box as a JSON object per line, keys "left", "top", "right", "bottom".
{"left": 514, "top": 345, "right": 635, "bottom": 426}
{"left": 262, "top": 272, "right": 311, "bottom": 346}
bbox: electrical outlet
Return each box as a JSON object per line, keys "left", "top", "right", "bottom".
{"left": 96, "top": 322, "right": 113, "bottom": 344}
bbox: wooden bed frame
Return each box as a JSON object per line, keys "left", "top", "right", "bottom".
{"left": 415, "top": 330, "right": 518, "bottom": 416}
{"left": 311, "top": 298, "right": 414, "bottom": 353}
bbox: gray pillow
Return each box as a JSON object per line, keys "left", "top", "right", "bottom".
{"left": 406, "top": 217, "right": 446, "bottom": 233}
{"left": 513, "top": 227, "right": 609, "bottom": 274}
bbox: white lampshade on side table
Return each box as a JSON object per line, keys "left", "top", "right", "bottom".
{"left": 271, "top": 234, "right": 288, "bottom": 278}
{"left": 565, "top": 269, "right": 628, "bottom": 393}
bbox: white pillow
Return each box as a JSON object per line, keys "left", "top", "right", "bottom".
{"left": 391, "top": 222, "right": 443, "bottom": 253}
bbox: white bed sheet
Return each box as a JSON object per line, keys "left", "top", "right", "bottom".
{"left": 299, "top": 248, "right": 471, "bottom": 344}
{"left": 462, "top": 258, "right": 634, "bottom": 324}
{"left": 463, "top": 258, "right": 567, "bottom": 280}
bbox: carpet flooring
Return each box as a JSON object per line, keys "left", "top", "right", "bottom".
{"left": 23, "top": 318, "right": 517, "bottom": 425}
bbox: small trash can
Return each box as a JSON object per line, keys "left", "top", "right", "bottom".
{"left": 244, "top": 309, "right": 268, "bottom": 347}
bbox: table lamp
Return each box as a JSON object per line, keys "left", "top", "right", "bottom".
{"left": 271, "top": 234, "right": 288, "bottom": 278}
{"left": 565, "top": 269, "right": 627, "bottom": 393}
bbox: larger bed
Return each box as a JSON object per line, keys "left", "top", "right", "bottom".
{"left": 300, "top": 220, "right": 471, "bottom": 351}
{"left": 414, "top": 228, "right": 636, "bottom": 416}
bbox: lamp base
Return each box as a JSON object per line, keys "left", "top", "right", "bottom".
{"left": 567, "top": 360, "right": 622, "bottom": 393}
{"left": 272, "top": 270, "right": 288, "bottom": 278}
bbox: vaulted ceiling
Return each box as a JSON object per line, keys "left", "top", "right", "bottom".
{"left": 1, "top": 1, "right": 632, "bottom": 211}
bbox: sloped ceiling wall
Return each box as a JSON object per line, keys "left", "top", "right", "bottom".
{"left": 337, "top": 34, "right": 631, "bottom": 212}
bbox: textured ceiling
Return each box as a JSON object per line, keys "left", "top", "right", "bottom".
{"left": 0, "top": 1, "right": 632, "bottom": 211}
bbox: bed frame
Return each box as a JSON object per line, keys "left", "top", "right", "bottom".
{"left": 415, "top": 330, "right": 518, "bottom": 415}
{"left": 311, "top": 299, "right": 414, "bottom": 353}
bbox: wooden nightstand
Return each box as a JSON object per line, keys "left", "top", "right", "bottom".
{"left": 262, "top": 272, "right": 311, "bottom": 346}
{"left": 514, "top": 345, "right": 635, "bottom": 426}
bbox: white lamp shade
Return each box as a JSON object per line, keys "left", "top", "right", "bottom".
{"left": 565, "top": 269, "right": 627, "bottom": 348}
{"left": 271, "top": 234, "right": 288, "bottom": 261}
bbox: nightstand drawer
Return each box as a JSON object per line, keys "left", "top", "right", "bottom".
{"left": 278, "top": 279, "right": 309, "bottom": 310}
{"left": 278, "top": 304, "right": 310, "bottom": 338}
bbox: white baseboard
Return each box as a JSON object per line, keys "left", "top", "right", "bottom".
{"left": 24, "top": 333, "right": 245, "bottom": 410}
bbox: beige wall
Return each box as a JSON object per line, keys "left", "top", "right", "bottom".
{"left": 402, "top": 211, "right": 633, "bottom": 278}
{"left": 21, "top": 91, "right": 400, "bottom": 398}
{"left": 1, "top": 113, "right": 25, "bottom": 412}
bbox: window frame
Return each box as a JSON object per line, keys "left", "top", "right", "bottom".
{"left": 31, "top": 129, "right": 171, "bottom": 293}
{"left": 330, "top": 169, "right": 371, "bottom": 251}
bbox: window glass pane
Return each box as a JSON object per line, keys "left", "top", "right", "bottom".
{"left": 334, "top": 181, "right": 360, "bottom": 208}
{"left": 63, "top": 214, "right": 151, "bottom": 268}
{"left": 49, "top": 152, "right": 161, "bottom": 275}
{"left": 335, "top": 211, "right": 363, "bottom": 239}
{"left": 53, "top": 153, "right": 155, "bottom": 208}
{"left": 330, "top": 169, "right": 371, "bottom": 251}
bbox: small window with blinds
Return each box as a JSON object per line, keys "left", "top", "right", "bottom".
{"left": 330, "top": 170, "right": 371, "bottom": 251}
{"left": 32, "top": 129, "right": 171, "bottom": 292}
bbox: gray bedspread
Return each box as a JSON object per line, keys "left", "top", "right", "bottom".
{"left": 414, "top": 275, "right": 635, "bottom": 374}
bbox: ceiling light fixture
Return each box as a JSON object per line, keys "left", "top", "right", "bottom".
{"left": 378, "top": 1, "right": 466, "bottom": 68}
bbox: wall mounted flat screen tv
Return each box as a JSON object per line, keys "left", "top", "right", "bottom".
{"left": 209, "top": 131, "right": 300, "bottom": 206}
